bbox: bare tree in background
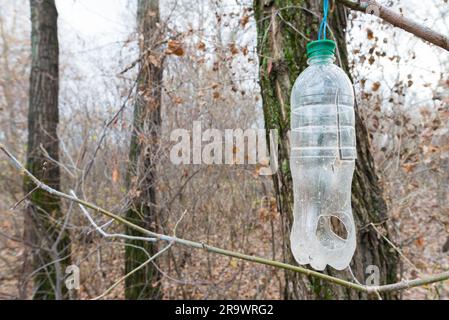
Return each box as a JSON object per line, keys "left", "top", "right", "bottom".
{"left": 254, "top": 0, "right": 400, "bottom": 299}
{"left": 125, "top": 0, "right": 164, "bottom": 299}
{"left": 23, "top": 0, "right": 71, "bottom": 299}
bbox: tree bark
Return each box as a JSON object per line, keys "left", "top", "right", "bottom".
{"left": 254, "top": 0, "right": 400, "bottom": 299}
{"left": 23, "top": 0, "right": 71, "bottom": 300}
{"left": 125, "top": 0, "right": 164, "bottom": 300}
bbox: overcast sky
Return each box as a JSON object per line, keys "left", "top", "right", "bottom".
{"left": 53, "top": 0, "right": 448, "bottom": 107}
{"left": 2, "top": 0, "right": 447, "bottom": 118}
{"left": 56, "top": 0, "right": 134, "bottom": 43}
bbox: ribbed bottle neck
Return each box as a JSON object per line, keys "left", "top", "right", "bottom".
{"left": 307, "top": 54, "right": 335, "bottom": 65}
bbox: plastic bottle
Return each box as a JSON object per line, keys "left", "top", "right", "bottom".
{"left": 289, "top": 40, "right": 357, "bottom": 271}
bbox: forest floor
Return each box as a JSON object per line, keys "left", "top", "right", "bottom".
{"left": 0, "top": 201, "right": 284, "bottom": 300}
{"left": 385, "top": 178, "right": 449, "bottom": 299}
{"left": 1, "top": 186, "right": 448, "bottom": 299}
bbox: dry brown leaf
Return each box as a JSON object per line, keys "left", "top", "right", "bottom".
{"left": 112, "top": 168, "right": 119, "bottom": 183}
{"left": 173, "top": 96, "right": 184, "bottom": 105}
{"left": 372, "top": 81, "right": 381, "bottom": 91}
{"left": 402, "top": 163, "right": 416, "bottom": 173}
{"left": 229, "top": 43, "right": 239, "bottom": 55}
{"left": 198, "top": 41, "right": 206, "bottom": 51}
{"left": 415, "top": 236, "right": 425, "bottom": 248}
{"left": 166, "top": 39, "right": 184, "bottom": 56}
{"left": 240, "top": 14, "right": 250, "bottom": 27}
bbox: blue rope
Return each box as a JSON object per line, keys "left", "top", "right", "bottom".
{"left": 318, "top": 0, "right": 329, "bottom": 40}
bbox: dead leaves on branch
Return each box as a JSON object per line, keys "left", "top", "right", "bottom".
{"left": 372, "top": 81, "right": 381, "bottom": 92}
{"left": 197, "top": 41, "right": 206, "bottom": 51}
{"left": 141, "top": 39, "right": 185, "bottom": 70}
{"left": 166, "top": 39, "right": 185, "bottom": 56}
{"left": 240, "top": 14, "right": 250, "bottom": 28}
{"left": 229, "top": 42, "right": 239, "bottom": 55}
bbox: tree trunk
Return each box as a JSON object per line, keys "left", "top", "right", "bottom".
{"left": 23, "top": 0, "right": 71, "bottom": 300}
{"left": 254, "top": 0, "right": 400, "bottom": 299}
{"left": 125, "top": 0, "right": 164, "bottom": 300}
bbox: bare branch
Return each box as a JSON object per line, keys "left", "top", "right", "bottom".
{"left": 336, "top": 0, "right": 449, "bottom": 52}
{"left": 10, "top": 185, "right": 38, "bottom": 210}
{"left": 369, "top": 271, "right": 449, "bottom": 294}
{"left": 69, "top": 190, "right": 157, "bottom": 243}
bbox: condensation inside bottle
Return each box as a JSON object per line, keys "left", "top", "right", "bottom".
{"left": 290, "top": 54, "right": 357, "bottom": 271}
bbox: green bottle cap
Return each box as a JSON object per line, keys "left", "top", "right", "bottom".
{"left": 306, "top": 40, "right": 336, "bottom": 58}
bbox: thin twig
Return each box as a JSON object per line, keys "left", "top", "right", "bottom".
{"left": 10, "top": 186, "right": 39, "bottom": 210}
{"left": 370, "top": 222, "right": 422, "bottom": 275}
{"left": 173, "top": 210, "right": 188, "bottom": 237}
{"left": 92, "top": 242, "right": 173, "bottom": 300}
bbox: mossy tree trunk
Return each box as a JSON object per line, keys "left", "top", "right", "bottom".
{"left": 125, "top": 0, "right": 163, "bottom": 300}
{"left": 23, "top": 0, "right": 71, "bottom": 300}
{"left": 254, "top": 0, "right": 400, "bottom": 299}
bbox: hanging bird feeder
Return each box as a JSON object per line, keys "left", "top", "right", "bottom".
{"left": 289, "top": 0, "right": 357, "bottom": 271}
